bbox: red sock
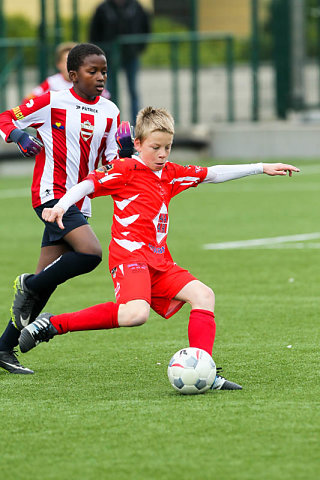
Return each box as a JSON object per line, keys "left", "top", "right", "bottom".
{"left": 50, "top": 302, "right": 120, "bottom": 334}
{"left": 188, "top": 309, "right": 216, "bottom": 355}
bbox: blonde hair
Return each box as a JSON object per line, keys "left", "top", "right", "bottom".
{"left": 135, "top": 106, "right": 174, "bottom": 141}
{"left": 55, "top": 42, "right": 78, "bottom": 64}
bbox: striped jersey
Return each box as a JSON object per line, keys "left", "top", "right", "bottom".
{"left": 87, "top": 156, "right": 208, "bottom": 271}
{"left": 0, "top": 88, "right": 120, "bottom": 216}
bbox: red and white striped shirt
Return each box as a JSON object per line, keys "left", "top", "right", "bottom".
{"left": 0, "top": 88, "right": 120, "bottom": 216}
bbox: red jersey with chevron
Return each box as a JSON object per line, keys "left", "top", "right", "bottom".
{"left": 0, "top": 88, "right": 120, "bottom": 216}
{"left": 87, "top": 156, "right": 208, "bottom": 270}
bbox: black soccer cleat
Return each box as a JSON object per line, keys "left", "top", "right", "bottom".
{"left": 11, "top": 273, "right": 39, "bottom": 330}
{"left": 0, "top": 349, "right": 34, "bottom": 374}
{"left": 19, "top": 313, "right": 58, "bottom": 353}
{"left": 211, "top": 367, "right": 242, "bottom": 390}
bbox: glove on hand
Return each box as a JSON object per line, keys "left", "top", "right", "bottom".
{"left": 9, "top": 129, "right": 44, "bottom": 157}
{"left": 116, "top": 121, "right": 134, "bottom": 158}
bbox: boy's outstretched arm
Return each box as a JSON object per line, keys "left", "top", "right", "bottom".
{"left": 203, "top": 162, "right": 299, "bottom": 184}
{"left": 42, "top": 179, "right": 95, "bottom": 229}
{"left": 262, "top": 163, "right": 300, "bottom": 177}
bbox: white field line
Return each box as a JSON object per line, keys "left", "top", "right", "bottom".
{"left": 0, "top": 188, "right": 30, "bottom": 199}
{"left": 203, "top": 233, "right": 320, "bottom": 250}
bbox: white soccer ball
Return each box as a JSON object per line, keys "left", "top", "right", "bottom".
{"left": 167, "top": 347, "right": 216, "bottom": 395}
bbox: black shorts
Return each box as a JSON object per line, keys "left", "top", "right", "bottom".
{"left": 34, "top": 199, "right": 88, "bottom": 247}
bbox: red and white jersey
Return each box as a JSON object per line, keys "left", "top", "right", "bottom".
{"left": 87, "top": 155, "right": 208, "bottom": 271}
{"left": 0, "top": 88, "right": 120, "bottom": 216}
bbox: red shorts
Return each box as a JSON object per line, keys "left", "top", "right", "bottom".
{"left": 111, "top": 262, "right": 197, "bottom": 319}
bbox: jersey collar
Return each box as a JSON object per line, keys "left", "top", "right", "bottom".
{"left": 131, "top": 154, "right": 163, "bottom": 178}
{"left": 69, "top": 87, "right": 100, "bottom": 105}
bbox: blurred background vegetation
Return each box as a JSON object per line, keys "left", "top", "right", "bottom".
{"left": 3, "top": 0, "right": 320, "bottom": 69}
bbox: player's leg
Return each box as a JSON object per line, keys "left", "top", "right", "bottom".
{"left": 175, "top": 279, "right": 215, "bottom": 311}
{"left": 18, "top": 263, "right": 152, "bottom": 353}
{"left": 0, "top": 243, "right": 69, "bottom": 374}
{"left": 24, "top": 225, "right": 102, "bottom": 295}
{"left": 174, "top": 279, "right": 216, "bottom": 355}
{"left": 11, "top": 202, "right": 102, "bottom": 331}
{"left": 152, "top": 268, "right": 241, "bottom": 391}
{"left": 175, "top": 281, "right": 241, "bottom": 390}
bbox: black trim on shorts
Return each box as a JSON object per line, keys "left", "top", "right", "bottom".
{"left": 34, "top": 199, "right": 89, "bottom": 247}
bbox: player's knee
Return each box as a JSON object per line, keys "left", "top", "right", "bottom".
{"left": 77, "top": 252, "right": 102, "bottom": 273}
{"left": 86, "top": 244, "right": 102, "bottom": 258}
{"left": 129, "top": 305, "right": 149, "bottom": 326}
{"left": 202, "top": 286, "right": 215, "bottom": 308}
{"left": 193, "top": 285, "right": 215, "bottom": 310}
{"left": 119, "top": 302, "right": 150, "bottom": 327}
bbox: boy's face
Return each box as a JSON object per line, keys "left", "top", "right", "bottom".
{"left": 134, "top": 131, "right": 173, "bottom": 171}
{"left": 69, "top": 54, "right": 107, "bottom": 100}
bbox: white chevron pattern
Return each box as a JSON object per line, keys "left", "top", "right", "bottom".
{"left": 115, "top": 194, "right": 140, "bottom": 211}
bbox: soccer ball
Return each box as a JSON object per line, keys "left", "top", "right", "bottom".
{"left": 167, "top": 347, "right": 216, "bottom": 395}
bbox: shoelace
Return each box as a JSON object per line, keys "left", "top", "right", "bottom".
{"left": 10, "top": 349, "right": 21, "bottom": 365}
{"left": 34, "top": 322, "right": 55, "bottom": 342}
{"left": 216, "top": 367, "right": 225, "bottom": 378}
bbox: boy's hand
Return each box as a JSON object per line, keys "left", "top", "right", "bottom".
{"left": 9, "top": 129, "right": 43, "bottom": 157}
{"left": 116, "top": 121, "right": 134, "bottom": 158}
{"left": 263, "top": 163, "right": 300, "bottom": 177}
{"left": 42, "top": 206, "right": 65, "bottom": 230}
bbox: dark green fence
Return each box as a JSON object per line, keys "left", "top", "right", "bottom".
{"left": 0, "top": 32, "right": 235, "bottom": 124}
{"left": 106, "top": 31, "right": 235, "bottom": 124}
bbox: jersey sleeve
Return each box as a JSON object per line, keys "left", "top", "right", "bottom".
{"left": 169, "top": 163, "right": 208, "bottom": 197}
{"left": 86, "top": 161, "right": 125, "bottom": 198}
{"left": 104, "top": 111, "right": 120, "bottom": 163}
{"left": 0, "top": 92, "right": 51, "bottom": 141}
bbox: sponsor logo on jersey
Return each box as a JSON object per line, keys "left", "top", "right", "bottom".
{"left": 81, "top": 120, "right": 94, "bottom": 141}
{"left": 130, "top": 164, "right": 146, "bottom": 171}
{"left": 148, "top": 243, "right": 165, "bottom": 254}
{"left": 76, "top": 105, "right": 98, "bottom": 114}
{"left": 127, "top": 263, "right": 148, "bottom": 272}
{"left": 12, "top": 106, "right": 24, "bottom": 120}
{"left": 52, "top": 122, "right": 65, "bottom": 130}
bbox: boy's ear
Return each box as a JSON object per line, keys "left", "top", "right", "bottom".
{"left": 69, "top": 70, "right": 78, "bottom": 83}
{"left": 134, "top": 138, "right": 141, "bottom": 151}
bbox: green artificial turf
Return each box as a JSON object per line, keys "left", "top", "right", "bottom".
{"left": 0, "top": 160, "right": 319, "bottom": 480}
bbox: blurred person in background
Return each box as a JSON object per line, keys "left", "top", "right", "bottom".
{"left": 89, "top": 0, "right": 151, "bottom": 124}
{"left": 22, "top": 42, "right": 110, "bottom": 104}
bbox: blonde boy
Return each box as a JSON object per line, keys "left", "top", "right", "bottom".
{"left": 19, "top": 107, "right": 299, "bottom": 390}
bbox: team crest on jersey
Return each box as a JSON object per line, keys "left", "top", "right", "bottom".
{"left": 81, "top": 120, "right": 94, "bottom": 141}
{"left": 95, "top": 164, "right": 113, "bottom": 174}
